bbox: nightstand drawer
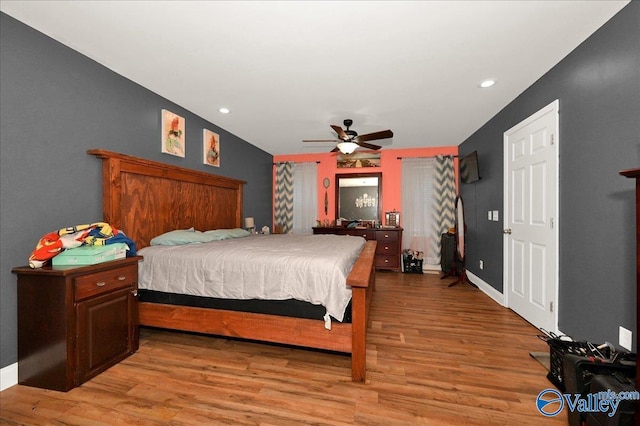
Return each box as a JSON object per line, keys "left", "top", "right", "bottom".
{"left": 74, "top": 264, "right": 137, "bottom": 301}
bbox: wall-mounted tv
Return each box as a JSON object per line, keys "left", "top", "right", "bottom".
{"left": 459, "top": 151, "right": 481, "bottom": 184}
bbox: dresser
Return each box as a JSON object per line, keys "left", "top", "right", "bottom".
{"left": 313, "top": 227, "right": 403, "bottom": 271}
{"left": 12, "top": 256, "right": 141, "bottom": 391}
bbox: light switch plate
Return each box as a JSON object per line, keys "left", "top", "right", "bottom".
{"left": 488, "top": 211, "right": 492, "bottom": 220}
{"left": 619, "top": 326, "right": 632, "bottom": 351}
{"left": 492, "top": 210, "right": 499, "bottom": 221}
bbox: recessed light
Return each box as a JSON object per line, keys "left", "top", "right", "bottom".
{"left": 480, "top": 80, "right": 496, "bottom": 88}
{"left": 218, "top": 107, "right": 230, "bottom": 114}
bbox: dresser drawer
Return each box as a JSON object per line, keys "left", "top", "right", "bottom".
{"left": 376, "top": 255, "right": 400, "bottom": 269}
{"left": 376, "top": 242, "right": 399, "bottom": 255}
{"left": 74, "top": 264, "right": 137, "bottom": 301}
{"left": 375, "top": 230, "right": 399, "bottom": 243}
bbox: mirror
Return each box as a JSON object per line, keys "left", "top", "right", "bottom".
{"left": 449, "top": 195, "right": 471, "bottom": 287}
{"left": 335, "top": 173, "right": 382, "bottom": 225}
{"left": 455, "top": 195, "right": 465, "bottom": 260}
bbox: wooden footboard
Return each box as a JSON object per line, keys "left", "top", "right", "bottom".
{"left": 139, "top": 240, "right": 377, "bottom": 382}
{"left": 346, "top": 240, "right": 376, "bottom": 382}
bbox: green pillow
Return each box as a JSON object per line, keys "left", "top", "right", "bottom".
{"left": 150, "top": 229, "right": 217, "bottom": 246}
{"left": 203, "top": 228, "right": 251, "bottom": 240}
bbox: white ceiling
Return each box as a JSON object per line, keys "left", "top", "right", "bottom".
{"left": 1, "top": 1, "right": 629, "bottom": 155}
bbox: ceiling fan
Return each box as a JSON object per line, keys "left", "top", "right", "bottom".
{"left": 303, "top": 119, "right": 393, "bottom": 154}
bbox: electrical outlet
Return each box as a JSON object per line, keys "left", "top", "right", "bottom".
{"left": 479, "top": 260, "right": 484, "bottom": 270}
{"left": 619, "top": 326, "right": 632, "bottom": 351}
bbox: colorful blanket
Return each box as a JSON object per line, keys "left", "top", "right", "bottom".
{"left": 29, "top": 222, "right": 136, "bottom": 268}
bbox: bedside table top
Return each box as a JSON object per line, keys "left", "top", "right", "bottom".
{"left": 12, "top": 256, "right": 143, "bottom": 276}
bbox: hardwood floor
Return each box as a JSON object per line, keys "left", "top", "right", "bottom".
{"left": 1, "top": 272, "right": 567, "bottom": 425}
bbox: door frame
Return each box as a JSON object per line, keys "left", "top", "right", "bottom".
{"left": 503, "top": 99, "right": 560, "bottom": 334}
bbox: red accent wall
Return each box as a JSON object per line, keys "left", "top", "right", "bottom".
{"left": 273, "top": 146, "right": 458, "bottom": 227}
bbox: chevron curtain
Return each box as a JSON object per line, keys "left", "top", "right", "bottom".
{"left": 401, "top": 156, "right": 456, "bottom": 267}
{"left": 431, "top": 155, "right": 456, "bottom": 263}
{"left": 274, "top": 162, "right": 293, "bottom": 233}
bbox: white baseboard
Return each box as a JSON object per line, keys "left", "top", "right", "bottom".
{"left": 0, "top": 362, "right": 18, "bottom": 391}
{"left": 466, "top": 270, "right": 505, "bottom": 306}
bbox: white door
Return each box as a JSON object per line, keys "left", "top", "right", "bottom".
{"left": 503, "top": 100, "right": 559, "bottom": 333}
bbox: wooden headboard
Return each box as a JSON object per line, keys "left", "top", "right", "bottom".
{"left": 88, "top": 149, "right": 246, "bottom": 249}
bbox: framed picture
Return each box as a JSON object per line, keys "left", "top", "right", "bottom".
{"left": 203, "top": 129, "right": 220, "bottom": 167}
{"left": 337, "top": 152, "right": 381, "bottom": 168}
{"left": 161, "top": 109, "right": 185, "bottom": 158}
{"left": 385, "top": 211, "right": 400, "bottom": 227}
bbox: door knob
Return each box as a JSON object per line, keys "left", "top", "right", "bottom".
{"left": 503, "top": 228, "right": 512, "bottom": 234}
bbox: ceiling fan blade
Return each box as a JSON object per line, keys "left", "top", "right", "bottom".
{"left": 357, "top": 129, "right": 393, "bottom": 142}
{"left": 302, "top": 139, "right": 339, "bottom": 143}
{"left": 357, "top": 141, "right": 382, "bottom": 150}
{"left": 330, "top": 124, "right": 349, "bottom": 141}
{"left": 330, "top": 146, "right": 340, "bottom": 153}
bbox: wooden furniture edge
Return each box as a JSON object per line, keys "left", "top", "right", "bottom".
{"left": 620, "top": 167, "right": 640, "bottom": 404}
{"left": 347, "top": 240, "right": 376, "bottom": 381}
{"left": 139, "top": 303, "right": 352, "bottom": 353}
{"left": 620, "top": 168, "right": 640, "bottom": 179}
{"left": 87, "top": 149, "right": 245, "bottom": 230}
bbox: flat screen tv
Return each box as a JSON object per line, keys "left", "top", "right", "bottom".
{"left": 460, "top": 151, "right": 481, "bottom": 184}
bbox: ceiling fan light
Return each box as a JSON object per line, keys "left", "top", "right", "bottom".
{"left": 337, "top": 141, "right": 359, "bottom": 155}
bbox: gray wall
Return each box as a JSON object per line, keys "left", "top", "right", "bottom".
{"left": 0, "top": 13, "right": 273, "bottom": 369}
{"left": 460, "top": 2, "right": 640, "bottom": 348}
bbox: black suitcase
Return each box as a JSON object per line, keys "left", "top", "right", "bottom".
{"left": 585, "top": 373, "right": 636, "bottom": 426}
{"left": 563, "top": 354, "right": 636, "bottom": 426}
{"left": 440, "top": 232, "right": 456, "bottom": 273}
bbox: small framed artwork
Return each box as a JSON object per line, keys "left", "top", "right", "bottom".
{"left": 337, "top": 152, "right": 381, "bottom": 168}
{"left": 203, "top": 129, "right": 220, "bottom": 167}
{"left": 385, "top": 210, "right": 400, "bottom": 227}
{"left": 161, "top": 109, "right": 185, "bottom": 158}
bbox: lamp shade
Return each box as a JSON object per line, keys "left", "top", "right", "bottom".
{"left": 337, "top": 141, "right": 359, "bottom": 155}
{"left": 244, "top": 217, "right": 255, "bottom": 228}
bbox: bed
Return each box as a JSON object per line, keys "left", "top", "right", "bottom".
{"left": 87, "top": 149, "right": 376, "bottom": 382}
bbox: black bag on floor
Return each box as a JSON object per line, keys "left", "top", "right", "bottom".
{"left": 563, "top": 353, "right": 636, "bottom": 426}
{"left": 440, "top": 232, "right": 455, "bottom": 273}
{"left": 585, "top": 373, "right": 636, "bottom": 426}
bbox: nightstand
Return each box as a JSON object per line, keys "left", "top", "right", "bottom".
{"left": 12, "top": 256, "right": 141, "bottom": 391}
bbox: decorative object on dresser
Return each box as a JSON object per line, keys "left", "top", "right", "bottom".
{"left": 385, "top": 210, "right": 400, "bottom": 228}
{"left": 313, "top": 226, "right": 403, "bottom": 271}
{"left": 12, "top": 257, "right": 141, "bottom": 391}
{"left": 87, "top": 149, "right": 376, "bottom": 383}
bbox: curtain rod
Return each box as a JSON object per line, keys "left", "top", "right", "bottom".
{"left": 396, "top": 154, "right": 458, "bottom": 160}
{"left": 273, "top": 161, "right": 321, "bottom": 165}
